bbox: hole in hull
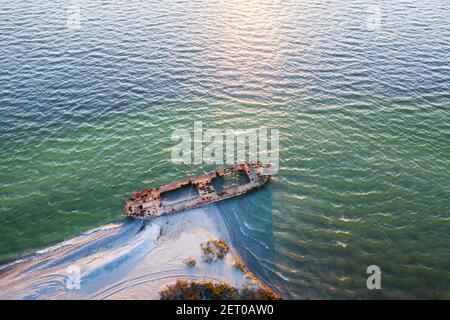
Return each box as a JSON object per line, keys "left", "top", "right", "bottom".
{"left": 160, "top": 183, "right": 200, "bottom": 206}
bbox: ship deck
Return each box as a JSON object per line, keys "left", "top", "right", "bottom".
{"left": 124, "top": 162, "right": 271, "bottom": 219}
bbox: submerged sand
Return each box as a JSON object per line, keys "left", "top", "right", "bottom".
{"left": 0, "top": 205, "right": 265, "bottom": 300}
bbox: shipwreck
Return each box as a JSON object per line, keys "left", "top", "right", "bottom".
{"left": 124, "top": 161, "right": 272, "bottom": 219}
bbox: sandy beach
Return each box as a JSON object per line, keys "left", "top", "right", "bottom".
{"left": 0, "top": 205, "right": 270, "bottom": 300}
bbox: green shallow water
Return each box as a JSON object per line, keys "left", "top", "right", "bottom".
{"left": 1, "top": 0, "right": 449, "bottom": 299}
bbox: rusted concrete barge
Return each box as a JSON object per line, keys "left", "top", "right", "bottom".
{"left": 124, "top": 161, "right": 272, "bottom": 219}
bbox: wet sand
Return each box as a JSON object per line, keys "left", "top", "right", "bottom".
{"left": 0, "top": 205, "right": 266, "bottom": 300}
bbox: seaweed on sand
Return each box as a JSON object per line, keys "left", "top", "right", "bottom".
{"left": 160, "top": 280, "right": 282, "bottom": 300}
{"left": 201, "top": 239, "right": 230, "bottom": 263}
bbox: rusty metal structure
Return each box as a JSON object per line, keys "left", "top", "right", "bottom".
{"left": 124, "top": 161, "right": 272, "bottom": 219}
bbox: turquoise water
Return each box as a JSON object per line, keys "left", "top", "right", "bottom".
{"left": 1, "top": 0, "right": 449, "bottom": 299}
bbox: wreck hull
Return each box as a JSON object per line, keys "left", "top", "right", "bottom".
{"left": 124, "top": 162, "right": 272, "bottom": 219}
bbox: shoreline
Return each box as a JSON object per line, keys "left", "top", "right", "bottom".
{"left": 0, "top": 205, "right": 279, "bottom": 300}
